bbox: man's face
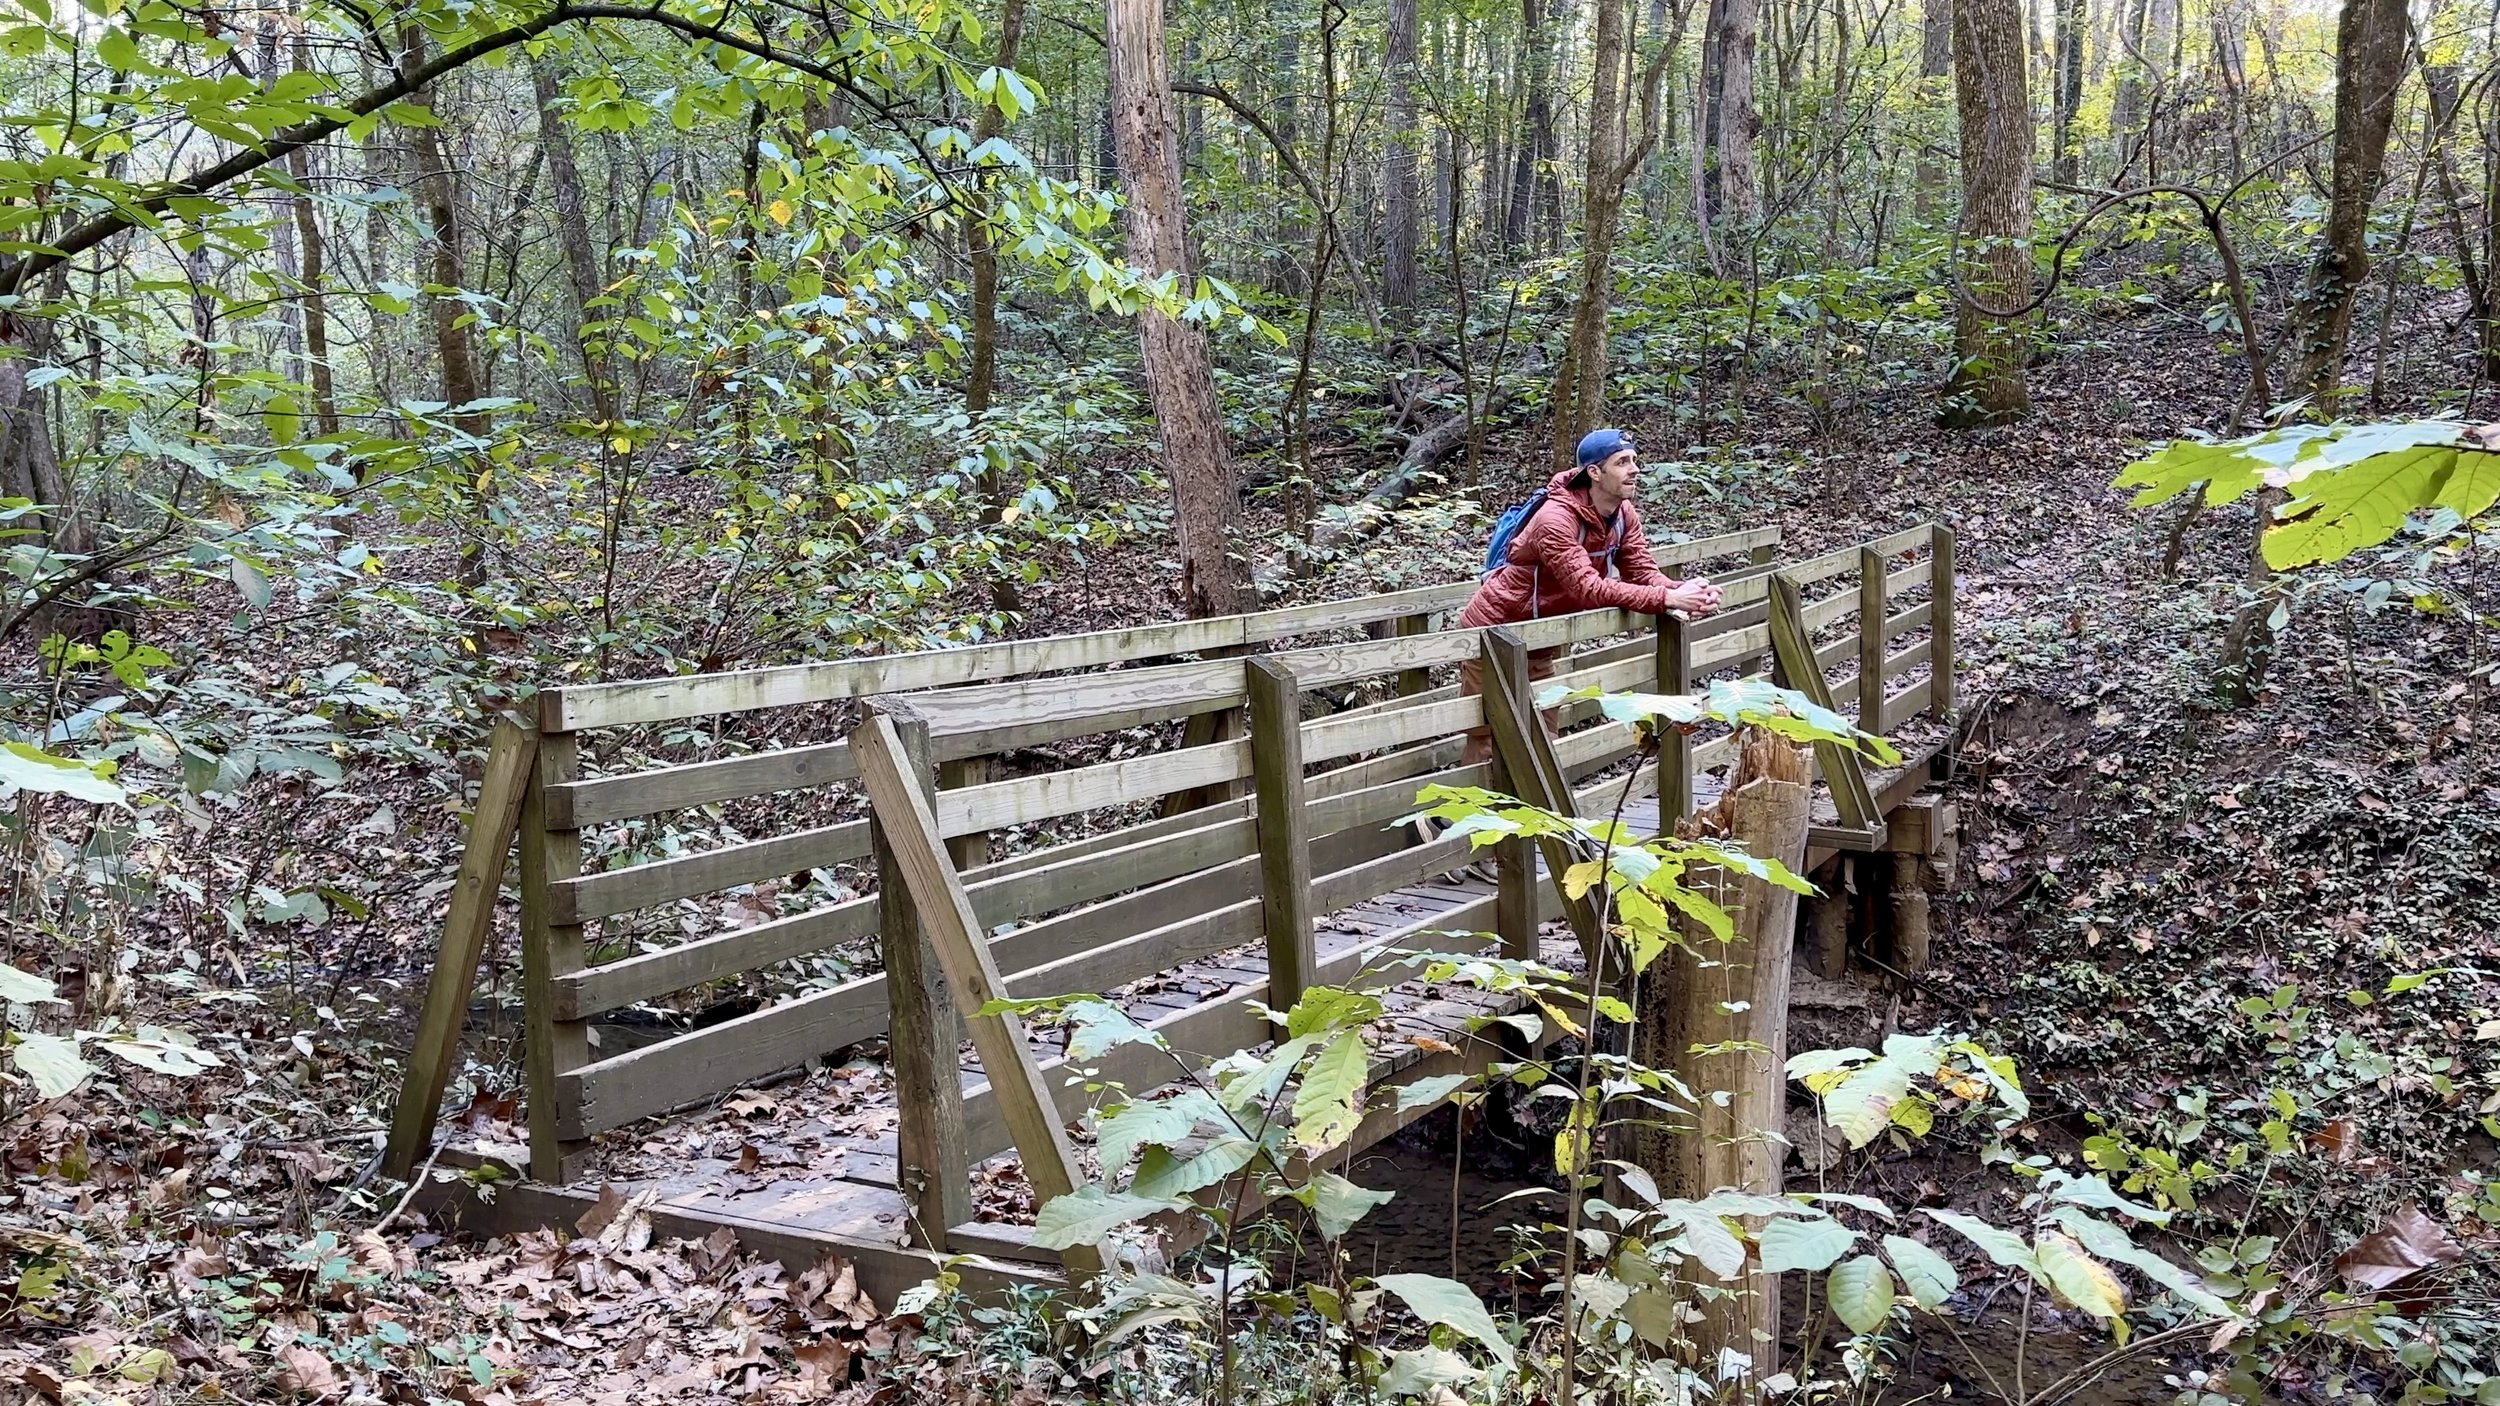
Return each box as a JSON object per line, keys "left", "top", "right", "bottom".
{"left": 1591, "top": 446, "right": 1640, "bottom": 501}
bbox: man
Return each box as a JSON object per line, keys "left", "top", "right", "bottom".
{"left": 1455, "top": 427, "right": 1724, "bottom": 766}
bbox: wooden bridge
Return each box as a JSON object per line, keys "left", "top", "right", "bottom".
{"left": 388, "top": 520, "right": 1959, "bottom": 1303}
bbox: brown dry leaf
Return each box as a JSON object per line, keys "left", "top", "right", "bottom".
{"left": 2305, "top": 1118, "right": 2361, "bottom": 1163}
{"left": 2335, "top": 1203, "right": 2463, "bottom": 1291}
{"left": 274, "top": 1343, "right": 340, "bottom": 1397}
{"left": 793, "top": 1340, "right": 853, "bottom": 1382}
{"left": 574, "top": 1184, "right": 633, "bottom": 1240}
{"left": 725, "top": 1092, "right": 779, "bottom": 1118}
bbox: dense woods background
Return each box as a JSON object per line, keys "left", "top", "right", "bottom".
{"left": 4, "top": 0, "right": 2500, "bottom": 1398}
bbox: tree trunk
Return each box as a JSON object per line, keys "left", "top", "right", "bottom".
{"left": 1384, "top": 0, "right": 1421, "bottom": 318}
{"left": 406, "top": 31, "right": 489, "bottom": 582}
{"left": 2052, "top": 0, "right": 2084, "bottom": 186}
{"left": 1631, "top": 752, "right": 1811, "bottom": 1385}
{"left": 2283, "top": 0, "right": 2410, "bottom": 405}
{"left": 1549, "top": 0, "right": 1631, "bottom": 471}
{"left": 2109, "top": 0, "right": 2148, "bottom": 180}
{"left": 1917, "top": 0, "right": 1953, "bottom": 211}
{"left": 1702, "top": 0, "right": 1759, "bottom": 235}
{"left": 1108, "top": 0, "right": 1252, "bottom": 618}
{"left": 1943, "top": 0, "right": 2034, "bottom": 424}
{"left": 531, "top": 54, "right": 616, "bottom": 428}
{"left": 1508, "top": 0, "right": 1554, "bottom": 250}
{"left": 286, "top": 44, "right": 338, "bottom": 438}
{"left": 962, "top": 0, "right": 1029, "bottom": 613}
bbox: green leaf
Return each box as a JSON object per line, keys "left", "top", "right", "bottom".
{"left": 1882, "top": 1235, "right": 1960, "bottom": 1309}
{"left": 2264, "top": 443, "right": 2455, "bottom": 568}
{"left": 1757, "top": 1215, "right": 1856, "bottom": 1273}
{"left": 92, "top": 1029, "right": 223, "bottom": 1077}
{"left": 1094, "top": 1091, "right": 1219, "bottom": 1178}
{"left": 1305, "top": 1170, "right": 1394, "bottom": 1240}
{"left": 2044, "top": 1170, "right": 2170, "bottom": 1224}
{"left": 1130, "top": 1137, "right": 1262, "bottom": 1199}
{"left": 1827, "top": 1255, "right": 1897, "bottom": 1334}
{"left": 2048, "top": 1207, "right": 2235, "bottom": 1318}
{"left": 1029, "top": 1186, "right": 1185, "bottom": 1250}
{"left": 9, "top": 1031, "right": 93, "bottom": 1099}
{"left": 0, "top": 964, "right": 60, "bottom": 1006}
{"left": 0, "top": 742, "right": 124, "bottom": 804}
{"left": 1291, "top": 1029, "right": 1368, "bottom": 1153}
{"left": 1392, "top": 1073, "right": 1472, "bottom": 1115}
{"left": 1921, "top": 1208, "right": 2039, "bottom": 1276}
{"left": 1378, "top": 1347, "right": 1479, "bottom": 1395}
{"left": 1372, "top": 1274, "right": 1514, "bottom": 1365}
{"left": 1657, "top": 1203, "right": 1748, "bottom": 1279}
{"left": 2034, "top": 1231, "right": 2128, "bottom": 1322}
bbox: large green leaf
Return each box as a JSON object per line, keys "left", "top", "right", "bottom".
{"left": 1756, "top": 1215, "right": 1857, "bottom": 1273}
{"left": 1131, "top": 1137, "right": 1264, "bottom": 1200}
{"left": 92, "top": 1029, "right": 223, "bottom": 1077}
{"left": 0, "top": 964, "right": 60, "bottom": 1006}
{"left": 2113, "top": 435, "right": 2270, "bottom": 507}
{"left": 8, "top": 1032, "right": 93, "bottom": 1099}
{"left": 2436, "top": 448, "right": 2500, "bottom": 520}
{"left": 1920, "top": 1208, "right": 2039, "bottom": 1276}
{"left": 1657, "top": 1203, "right": 1748, "bottom": 1279}
{"left": 1291, "top": 1030, "right": 1368, "bottom": 1153}
{"left": 1882, "top": 1235, "right": 1960, "bottom": 1309}
{"left": 1304, "top": 1170, "right": 1395, "bottom": 1240}
{"left": 2264, "top": 444, "right": 2455, "bottom": 568}
{"left": 0, "top": 742, "right": 124, "bottom": 804}
{"left": 1827, "top": 1254, "right": 1898, "bottom": 1334}
{"left": 1372, "top": 1274, "right": 1515, "bottom": 1366}
{"left": 1030, "top": 1186, "right": 1187, "bottom": 1250}
{"left": 2034, "top": 1231, "right": 2128, "bottom": 1322}
{"left": 1095, "top": 1089, "right": 1224, "bottom": 1178}
{"left": 2050, "top": 1207, "right": 2235, "bottom": 1319}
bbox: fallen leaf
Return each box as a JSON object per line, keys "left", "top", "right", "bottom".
{"left": 275, "top": 1343, "right": 340, "bottom": 1397}
{"left": 2305, "top": 1118, "right": 2361, "bottom": 1163}
{"left": 2335, "top": 1204, "right": 2463, "bottom": 1292}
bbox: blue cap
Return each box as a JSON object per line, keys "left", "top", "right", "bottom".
{"left": 1577, "top": 427, "right": 1633, "bottom": 467}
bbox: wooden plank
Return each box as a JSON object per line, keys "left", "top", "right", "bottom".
{"left": 1310, "top": 830, "right": 1478, "bottom": 912}
{"left": 1931, "top": 524, "right": 1957, "bottom": 714}
{"left": 540, "top": 581, "right": 1481, "bottom": 732}
{"left": 1657, "top": 613, "right": 1693, "bottom": 827}
{"left": 550, "top": 817, "right": 872, "bottom": 925}
{"left": 1884, "top": 638, "right": 1936, "bottom": 686}
{"left": 1858, "top": 547, "right": 1887, "bottom": 736}
{"left": 1393, "top": 612, "right": 1431, "bottom": 697}
{"left": 1302, "top": 694, "right": 1481, "bottom": 763}
{"left": 547, "top": 739, "right": 854, "bottom": 831}
{"left": 1245, "top": 659, "right": 1319, "bottom": 1020}
{"left": 906, "top": 657, "right": 1244, "bottom": 741}
{"left": 1482, "top": 629, "right": 1606, "bottom": 965}
{"left": 1883, "top": 600, "right": 1935, "bottom": 638}
{"left": 940, "top": 755, "right": 993, "bottom": 870}
{"left": 852, "top": 707, "right": 1100, "bottom": 1276}
{"left": 385, "top": 719, "right": 539, "bottom": 1180}
{"left": 554, "top": 894, "right": 877, "bottom": 1020}
{"left": 1769, "top": 574, "right": 1879, "bottom": 831}
{"left": 932, "top": 737, "right": 1253, "bottom": 837}
{"left": 873, "top": 715, "right": 970, "bottom": 1248}
{"left": 1006, "top": 898, "right": 1265, "bottom": 1003}
{"left": 519, "top": 732, "right": 591, "bottom": 1183}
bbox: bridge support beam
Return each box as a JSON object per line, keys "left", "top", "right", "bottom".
{"left": 870, "top": 710, "right": 971, "bottom": 1248}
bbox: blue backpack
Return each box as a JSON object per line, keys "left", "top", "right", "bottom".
{"left": 1481, "top": 489, "right": 1552, "bottom": 577}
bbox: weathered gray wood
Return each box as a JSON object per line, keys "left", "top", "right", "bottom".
{"left": 1656, "top": 612, "right": 1693, "bottom": 827}
{"left": 1931, "top": 524, "right": 1957, "bottom": 714}
{"left": 1302, "top": 694, "right": 1482, "bottom": 763}
{"left": 939, "top": 755, "right": 992, "bottom": 870}
{"left": 1883, "top": 600, "right": 1936, "bottom": 638}
{"left": 1769, "top": 574, "right": 1879, "bottom": 831}
{"left": 1482, "top": 629, "right": 1605, "bottom": 965}
{"left": 551, "top": 817, "right": 872, "bottom": 925}
{"left": 554, "top": 894, "right": 878, "bottom": 1020}
{"left": 1245, "top": 658, "right": 1319, "bottom": 1020}
{"left": 386, "top": 719, "right": 538, "bottom": 1180}
{"left": 934, "top": 736, "right": 1252, "bottom": 837}
{"left": 851, "top": 710, "right": 1099, "bottom": 1276}
{"left": 1884, "top": 638, "right": 1936, "bottom": 684}
{"left": 874, "top": 715, "right": 970, "bottom": 1247}
{"left": 519, "top": 732, "right": 591, "bottom": 1183}
{"left": 1394, "top": 611, "right": 1432, "bottom": 697}
{"left": 540, "top": 580, "right": 1481, "bottom": 732}
{"left": 546, "top": 739, "right": 854, "bottom": 830}
{"left": 1859, "top": 547, "right": 1889, "bottom": 736}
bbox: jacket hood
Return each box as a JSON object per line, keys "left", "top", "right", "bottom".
{"left": 1544, "top": 468, "right": 1614, "bottom": 530}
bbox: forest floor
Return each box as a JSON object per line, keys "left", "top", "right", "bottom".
{"left": 3, "top": 298, "right": 2497, "bottom": 1403}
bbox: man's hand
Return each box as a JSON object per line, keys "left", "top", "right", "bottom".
{"left": 1663, "top": 579, "right": 1723, "bottom": 615}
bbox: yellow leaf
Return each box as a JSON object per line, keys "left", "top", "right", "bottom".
{"left": 768, "top": 198, "right": 794, "bottom": 226}
{"left": 609, "top": 436, "right": 632, "bottom": 455}
{"left": 2035, "top": 1231, "right": 2128, "bottom": 1320}
{"left": 1890, "top": 1097, "right": 1936, "bottom": 1136}
{"left": 1001, "top": 503, "right": 1020, "bottom": 525}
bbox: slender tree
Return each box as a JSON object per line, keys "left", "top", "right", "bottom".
{"left": 1108, "top": 0, "right": 1253, "bottom": 616}
{"left": 2284, "top": 0, "right": 2411, "bottom": 402}
{"left": 1384, "top": 0, "right": 1421, "bottom": 317}
{"left": 2053, "top": 0, "right": 2085, "bottom": 185}
{"left": 1944, "top": 0, "right": 2035, "bottom": 423}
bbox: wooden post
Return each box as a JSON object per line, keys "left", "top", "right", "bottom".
{"left": 874, "top": 712, "right": 971, "bottom": 1247}
{"left": 1892, "top": 852, "right": 1932, "bottom": 971}
{"left": 1857, "top": 547, "right": 1888, "bottom": 736}
{"left": 1629, "top": 764, "right": 1812, "bottom": 1391}
{"left": 1768, "top": 573, "right": 1879, "bottom": 832}
{"left": 1244, "top": 658, "right": 1319, "bottom": 1021}
{"left": 519, "top": 730, "right": 591, "bottom": 1183}
{"left": 1394, "top": 611, "right": 1432, "bottom": 697}
{"left": 1482, "top": 629, "right": 1605, "bottom": 967}
{"left": 851, "top": 712, "right": 1101, "bottom": 1276}
{"left": 1485, "top": 680, "right": 1538, "bottom": 963}
{"left": 938, "top": 755, "right": 992, "bottom": 870}
{"left": 1930, "top": 524, "right": 1957, "bottom": 716}
{"left": 385, "top": 719, "right": 539, "bottom": 1181}
{"left": 1654, "top": 611, "right": 1693, "bottom": 828}
{"left": 1747, "top": 541, "right": 1779, "bottom": 570}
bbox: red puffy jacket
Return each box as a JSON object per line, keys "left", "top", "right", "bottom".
{"left": 1457, "top": 469, "right": 1681, "bottom": 630}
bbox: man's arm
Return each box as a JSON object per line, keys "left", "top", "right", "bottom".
{"left": 1532, "top": 506, "right": 1672, "bottom": 614}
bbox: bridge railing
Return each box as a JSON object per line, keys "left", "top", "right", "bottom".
{"left": 388, "top": 520, "right": 1957, "bottom": 1215}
